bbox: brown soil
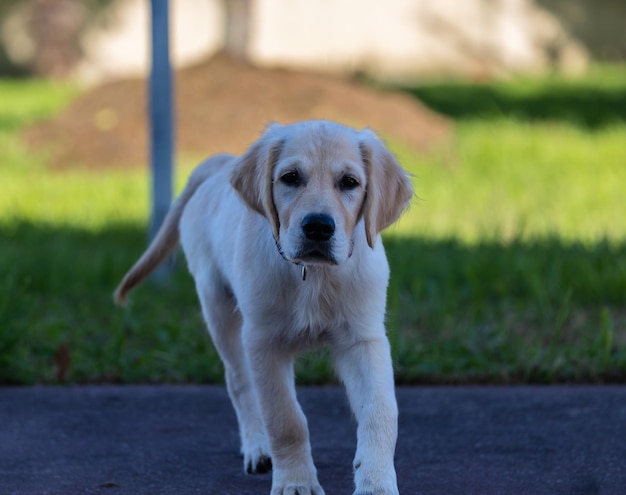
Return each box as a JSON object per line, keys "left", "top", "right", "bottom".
{"left": 24, "top": 53, "right": 451, "bottom": 169}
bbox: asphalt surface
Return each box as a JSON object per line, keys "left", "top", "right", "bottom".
{"left": 1, "top": 385, "right": 625, "bottom": 495}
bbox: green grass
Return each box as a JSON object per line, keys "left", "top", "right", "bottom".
{"left": 386, "top": 237, "right": 626, "bottom": 383}
{"left": 393, "top": 120, "right": 626, "bottom": 243}
{"left": 1, "top": 69, "right": 625, "bottom": 384}
{"left": 0, "top": 79, "right": 79, "bottom": 132}
{"left": 407, "top": 64, "right": 626, "bottom": 128}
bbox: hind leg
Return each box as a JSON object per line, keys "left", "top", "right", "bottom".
{"left": 195, "top": 274, "right": 271, "bottom": 474}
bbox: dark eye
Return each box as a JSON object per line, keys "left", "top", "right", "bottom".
{"left": 339, "top": 175, "right": 360, "bottom": 191}
{"left": 280, "top": 170, "right": 301, "bottom": 187}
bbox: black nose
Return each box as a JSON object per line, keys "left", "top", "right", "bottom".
{"left": 302, "top": 213, "right": 335, "bottom": 241}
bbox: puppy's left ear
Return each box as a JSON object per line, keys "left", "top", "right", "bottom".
{"left": 231, "top": 126, "right": 284, "bottom": 240}
{"left": 359, "top": 130, "right": 413, "bottom": 248}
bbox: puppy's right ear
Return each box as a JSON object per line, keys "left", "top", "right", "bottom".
{"left": 231, "top": 126, "right": 284, "bottom": 240}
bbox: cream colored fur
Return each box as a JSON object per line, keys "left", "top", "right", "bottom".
{"left": 114, "top": 120, "right": 413, "bottom": 495}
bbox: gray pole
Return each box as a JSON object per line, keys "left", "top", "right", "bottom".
{"left": 148, "top": 0, "right": 174, "bottom": 280}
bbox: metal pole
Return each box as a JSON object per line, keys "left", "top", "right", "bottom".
{"left": 148, "top": 0, "right": 174, "bottom": 280}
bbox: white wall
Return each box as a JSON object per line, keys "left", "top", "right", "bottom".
{"left": 76, "top": 0, "right": 588, "bottom": 83}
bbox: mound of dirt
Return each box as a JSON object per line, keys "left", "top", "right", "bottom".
{"left": 24, "top": 53, "right": 451, "bottom": 169}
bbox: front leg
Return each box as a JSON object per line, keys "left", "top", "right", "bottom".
{"left": 334, "top": 336, "right": 399, "bottom": 495}
{"left": 244, "top": 333, "right": 325, "bottom": 495}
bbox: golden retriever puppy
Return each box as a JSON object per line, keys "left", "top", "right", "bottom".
{"left": 115, "top": 120, "right": 413, "bottom": 495}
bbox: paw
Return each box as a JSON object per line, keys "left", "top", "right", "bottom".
{"left": 271, "top": 482, "right": 325, "bottom": 495}
{"left": 243, "top": 445, "right": 272, "bottom": 474}
{"left": 353, "top": 483, "right": 399, "bottom": 495}
{"left": 271, "top": 468, "right": 325, "bottom": 495}
{"left": 354, "top": 490, "right": 399, "bottom": 495}
{"left": 246, "top": 453, "right": 272, "bottom": 474}
{"left": 353, "top": 462, "right": 398, "bottom": 495}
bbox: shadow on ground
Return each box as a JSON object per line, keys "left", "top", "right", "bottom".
{"left": 2, "top": 222, "right": 625, "bottom": 385}
{"left": 406, "top": 78, "right": 626, "bottom": 128}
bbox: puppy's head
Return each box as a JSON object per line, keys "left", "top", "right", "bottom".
{"left": 231, "top": 121, "right": 412, "bottom": 265}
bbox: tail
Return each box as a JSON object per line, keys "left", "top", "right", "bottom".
{"left": 113, "top": 158, "right": 222, "bottom": 305}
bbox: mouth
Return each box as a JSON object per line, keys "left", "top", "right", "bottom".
{"left": 275, "top": 236, "right": 341, "bottom": 266}
{"left": 294, "top": 247, "right": 338, "bottom": 265}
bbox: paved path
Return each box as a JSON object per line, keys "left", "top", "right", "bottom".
{"left": 1, "top": 386, "right": 625, "bottom": 495}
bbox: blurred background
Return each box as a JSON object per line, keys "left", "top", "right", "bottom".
{"left": 1, "top": 0, "right": 625, "bottom": 385}
{"left": 1, "top": 0, "right": 625, "bottom": 80}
